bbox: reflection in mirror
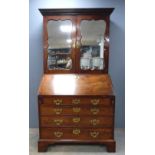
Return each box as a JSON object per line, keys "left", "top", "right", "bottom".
{"left": 47, "top": 20, "right": 72, "bottom": 70}
{"left": 80, "top": 20, "right": 106, "bottom": 70}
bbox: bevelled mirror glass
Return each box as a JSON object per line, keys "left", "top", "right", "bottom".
{"left": 47, "top": 20, "right": 73, "bottom": 70}
{"left": 80, "top": 20, "right": 106, "bottom": 70}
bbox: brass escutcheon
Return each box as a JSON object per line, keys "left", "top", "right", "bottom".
{"left": 91, "top": 99, "right": 100, "bottom": 105}
{"left": 72, "top": 41, "right": 76, "bottom": 48}
{"left": 76, "top": 40, "right": 81, "bottom": 48}
{"left": 90, "top": 108, "right": 99, "bottom": 115}
{"left": 90, "top": 131, "right": 99, "bottom": 138}
{"left": 54, "top": 108, "right": 62, "bottom": 115}
{"left": 73, "top": 129, "right": 80, "bottom": 135}
{"left": 73, "top": 107, "right": 81, "bottom": 113}
{"left": 90, "top": 119, "right": 100, "bottom": 126}
{"left": 72, "top": 117, "right": 80, "bottom": 123}
{"left": 54, "top": 131, "right": 63, "bottom": 138}
{"left": 53, "top": 99, "right": 62, "bottom": 105}
{"left": 72, "top": 99, "right": 80, "bottom": 105}
{"left": 53, "top": 119, "right": 63, "bottom": 125}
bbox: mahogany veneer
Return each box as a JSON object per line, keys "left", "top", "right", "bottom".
{"left": 38, "top": 74, "right": 116, "bottom": 152}
{"left": 38, "top": 8, "right": 116, "bottom": 153}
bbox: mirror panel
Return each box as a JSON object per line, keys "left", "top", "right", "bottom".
{"left": 47, "top": 20, "right": 73, "bottom": 70}
{"left": 80, "top": 20, "right": 106, "bottom": 70}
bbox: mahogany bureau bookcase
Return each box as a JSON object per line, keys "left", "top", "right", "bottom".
{"left": 38, "top": 8, "right": 116, "bottom": 152}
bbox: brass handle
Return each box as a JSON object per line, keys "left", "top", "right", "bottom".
{"left": 54, "top": 119, "right": 63, "bottom": 125}
{"left": 72, "top": 41, "right": 76, "bottom": 48}
{"left": 73, "top": 107, "right": 81, "bottom": 113}
{"left": 72, "top": 117, "right": 80, "bottom": 123}
{"left": 72, "top": 99, "right": 80, "bottom": 105}
{"left": 54, "top": 108, "right": 62, "bottom": 115}
{"left": 76, "top": 40, "right": 81, "bottom": 48}
{"left": 90, "top": 131, "right": 99, "bottom": 138}
{"left": 90, "top": 108, "right": 99, "bottom": 115}
{"left": 73, "top": 129, "right": 80, "bottom": 135}
{"left": 54, "top": 131, "right": 63, "bottom": 138}
{"left": 91, "top": 99, "right": 100, "bottom": 105}
{"left": 90, "top": 119, "right": 100, "bottom": 126}
{"left": 53, "top": 99, "right": 62, "bottom": 105}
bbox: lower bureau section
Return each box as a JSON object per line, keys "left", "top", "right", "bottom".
{"left": 40, "top": 128, "right": 113, "bottom": 140}
{"left": 38, "top": 96, "right": 116, "bottom": 152}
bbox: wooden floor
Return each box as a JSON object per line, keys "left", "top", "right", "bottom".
{"left": 29, "top": 128, "right": 124, "bottom": 155}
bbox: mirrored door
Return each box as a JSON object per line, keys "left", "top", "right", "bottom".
{"left": 45, "top": 16, "right": 76, "bottom": 73}
{"left": 76, "top": 16, "right": 108, "bottom": 73}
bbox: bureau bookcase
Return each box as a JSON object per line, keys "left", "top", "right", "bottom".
{"left": 38, "top": 8, "right": 116, "bottom": 152}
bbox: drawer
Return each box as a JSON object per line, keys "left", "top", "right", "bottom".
{"left": 40, "top": 128, "right": 113, "bottom": 140}
{"left": 40, "top": 116, "right": 113, "bottom": 127}
{"left": 40, "top": 106, "right": 113, "bottom": 116}
{"left": 42, "top": 97, "right": 112, "bottom": 106}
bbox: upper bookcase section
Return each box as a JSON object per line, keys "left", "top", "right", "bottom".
{"left": 39, "top": 8, "right": 114, "bottom": 74}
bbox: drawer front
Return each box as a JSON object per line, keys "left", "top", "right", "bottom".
{"left": 40, "top": 106, "right": 113, "bottom": 116}
{"left": 40, "top": 116, "right": 113, "bottom": 127}
{"left": 40, "top": 128, "right": 113, "bottom": 140}
{"left": 42, "top": 97, "right": 112, "bottom": 106}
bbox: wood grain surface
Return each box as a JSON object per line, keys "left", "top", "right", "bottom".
{"left": 38, "top": 74, "right": 114, "bottom": 96}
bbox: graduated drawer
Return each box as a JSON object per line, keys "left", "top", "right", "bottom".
{"left": 40, "top": 106, "right": 113, "bottom": 116}
{"left": 40, "top": 128, "right": 113, "bottom": 140}
{"left": 42, "top": 97, "right": 112, "bottom": 106}
{"left": 40, "top": 116, "right": 113, "bottom": 127}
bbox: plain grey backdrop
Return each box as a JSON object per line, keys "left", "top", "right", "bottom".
{"left": 29, "top": 0, "right": 125, "bottom": 128}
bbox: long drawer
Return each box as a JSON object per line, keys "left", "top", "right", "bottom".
{"left": 40, "top": 116, "right": 113, "bottom": 127}
{"left": 41, "top": 97, "right": 113, "bottom": 106}
{"left": 40, "top": 128, "right": 113, "bottom": 140}
{"left": 40, "top": 106, "right": 113, "bottom": 116}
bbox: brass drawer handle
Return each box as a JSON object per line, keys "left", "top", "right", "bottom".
{"left": 90, "top": 131, "right": 99, "bottom": 138}
{"left": 53, "top": 119, "right": 63, "bottom": 125}
{"left": 91, "top": 99, "right": 100, "bottom": 105}
{"left": 90, "top": 108, "right": 99, "bottom": 115}
{"left": 72, "top": 117, "right": 80, "bottom": 123}
{"left": 76, "top": 40, "right": 81, "bottom": 48}
{"left": 54, "top": 131, "right": 63, "bottom": 138}
{"left": 54, "top": 108, "right": 62, "bottom": 115}
{"left": 72, "top": 40, "right": 76, "bottom": 48}
{"left": 90, "top": 119, "right": 100, "bottom": 126}
{"left": 73, "top": 107, "right": 81, "bottom": 113}
{"left": 53, "top": 99, "right": 62, "bottom": 105}
{"left": 73, "top": 129, "right": 80, "bottom": 135}
{"left": 72, "top": 99, "right": 80, "bottom": 105}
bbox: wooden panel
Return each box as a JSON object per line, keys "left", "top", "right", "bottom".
{"left": 40, "top": 105, "right": 113, "bottom": 116}
{"left": 38, "top": 74, "right": 114, "bottom": 96}
{"left": 39, "top": 8, "right": 114, "bottom": 16}
{"left": 40, "top": 128, "right": 113, "bottom": 140}
{"left": 40, "top": 116, "right": 113, "bottom": 127}
{"left": 42, "top": 97, "right": 112, "bottom": 106}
